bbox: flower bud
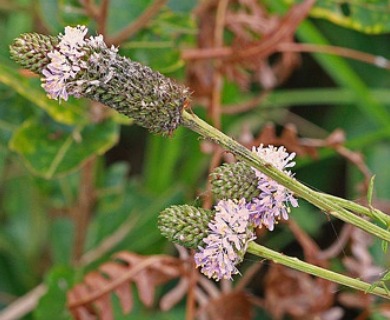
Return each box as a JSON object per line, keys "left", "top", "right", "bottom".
{"left": 158, "top": 205, "right": 213, "bottom": 249}
{"left": 210, "top": 162, "right": 260, "bottom": 201}
{"left": 159, "top": 200, "right": 256, "bottom": 281}
{"left": 210, "top": 145, "right": 299, "bottom": 231}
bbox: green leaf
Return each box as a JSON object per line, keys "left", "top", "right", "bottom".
{"left": 50, "top": 218, "right": 74, "bottom": 265}
{"left": 107, "top": 0, "right": 154, "bottom": 35}
{"left": 365, "top": 143, "right": 390, "bottom": 199}
{"left": 120, "top": 8, "right": 195, "bottom": 73}
{"left": 0, "top": 61, "right": 88, "bottom": 125}
{"left": 0, "top": 164, "right": 50, "bottom": 293}
{"left": 86, "top": 180, "right": 185, "bottom": 262}
{"left": 37, "top": 0, "right": 90, "bottom": 34}
{"left": 381, "top": 270, "right": 390, "bottom": 281}
{"left": 367, "top": 175, "right": 376, "bottom": 206}
{"left": 34, "top": 265, "right": 75, "bottom": 320}
{"left": 0, "top": 87, "right": 34, "bottom": 146}
{"left": 0, "top": 147, "right": 7, "bottom": 177}
{"left": 287, "top": 0, "right": 390, "bottom": 34}
{"left": 143, "top": 126, "right": 207, "bottom": 194}
{"left": 9, "top": 118, "right": 119, "bottom": 178}
{"left": 167, "top": 0, "right": 197, "bottom": 13}
{"left": 382, "top": 239, "right": 388, "bottom": 253}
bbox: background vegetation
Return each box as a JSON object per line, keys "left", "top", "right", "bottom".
{"left": 0, "top": 0, "right": 390, "bottom": 319}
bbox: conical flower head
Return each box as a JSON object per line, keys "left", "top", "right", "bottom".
{"left": 9, "top": 26, "right": 190, "bottom": 135}
{"left": 158, "top": 200, "right": 256, "bottom": 281}
{"left": 158, "top": 205, "right": 214, "bottom": 248}
{"left": 209, "top": 145, "right": 299, "bottom": 231}
{"left": 210, "top": 161, "right": 260, "bottom": 201}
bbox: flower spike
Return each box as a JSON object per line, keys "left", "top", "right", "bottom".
{"left": 10, "top": 26, "right": 190, "bottom": 135}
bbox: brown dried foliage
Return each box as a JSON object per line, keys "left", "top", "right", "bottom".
{"left": 67, "top": 252, "right": 186, "bottom": 319}
{"left": 66, "top": 247, "right": 261, "bottom": 320}
{"left": 184, "top": 0, "right": 315, "bottom": 101}
{"left": 201, "top": 291, "right": 253, "bottom": 320}
{"left": 264, "top": 265, "right": 338, "bottom": 320}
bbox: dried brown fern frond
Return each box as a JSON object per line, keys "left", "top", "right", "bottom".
{"left": 67, "top": 252, "right": 186, "bottom": 319}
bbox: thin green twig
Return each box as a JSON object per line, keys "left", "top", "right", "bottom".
{"left": 322, "top": 193, "right": 390, "bottom": 226}
{"left": 247, "top": 242, "right": 390, "bottom": 300}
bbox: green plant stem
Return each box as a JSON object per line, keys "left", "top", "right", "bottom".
{"left": 247, "top": 241, "right": 389, "bottom": 299}
{"left": 182, "top": 111, "right": 390, "bottom": 241}
{"left": 322, "top": 193, "right": 390, "bottom": 226}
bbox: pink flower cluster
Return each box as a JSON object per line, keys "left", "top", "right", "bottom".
{"left": 42, "top": 26, "right": 88, "bottom": 101}
{"left": 248, "top": 145, "right": 298, "bottom": 231}
{"left": 194, "top": 199, "right": 255, "bottom": 280}
{"left": 196, "top": 145, "right": 298, "bottom": 280}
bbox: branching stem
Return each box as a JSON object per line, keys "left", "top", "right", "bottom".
{"left": 182, "top": 111, "right": 390, "bottom": 241}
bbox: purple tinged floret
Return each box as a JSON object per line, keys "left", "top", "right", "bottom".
{"left": 194, "top": 199, "right": 255, "bottom": 280}
{"left": 248, "top": 145, "right": 299, "bottom": 231}
{"left": 41, "top": 25, "right": 111, "bottom": 101}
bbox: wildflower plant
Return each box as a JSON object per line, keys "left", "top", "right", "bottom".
{"left": 9, "top": 26, "right": 390, "bottom": 299}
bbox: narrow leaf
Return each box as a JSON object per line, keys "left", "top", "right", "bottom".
{"left": 367, "top": 175, "right": 376, "bottom": 206}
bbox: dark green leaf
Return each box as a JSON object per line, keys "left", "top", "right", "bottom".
{"left": 50, "top": 218, "right": 74, "bottom": 265}
{"left": 10, "top": 118, "right": 119, "bottom": 178}
{"left": 34, "top": 266, "right": 75, "bottom": 320}
{"left": 37, "top": 0, "right": 90, "bottom": 34}
{"left": 107, "top": 0, "right": 153, "bottom": 35}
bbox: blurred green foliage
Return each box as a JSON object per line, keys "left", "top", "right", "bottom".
{"left": 308, "top": 0, "right": 390, "bottom": 34}
{"left": 0, "top": 0, "right": 389, "bottom": 319}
